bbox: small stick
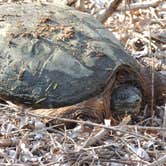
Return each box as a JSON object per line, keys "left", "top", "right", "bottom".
{"left": 148, "top": 26, "right": 155, "bottom": 117}
{"left": 117, "top": 0, "right": 162, "bottom": 11}
{"left": 163, "top": 103, "right": 166, "bottom": 128}
{"left": 126, "top": 125, "right": 166, "bottom": 131}
{"left": 96, "top": 0, "right": 123, "bottom": 23}
{"left": 28, "top": 111, "right": 163, "bottom": 142}
{"left": 147, "top": 154, "right": 166, "bottom": 166}
{"left": 161, "top": 103, "right": 166, "bottom": 139}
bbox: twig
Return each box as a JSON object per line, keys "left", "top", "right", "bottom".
{"left": 149, "top": 7, "right": 165, "bottom": 27}
{"left": 126, "top": 125, "right": 166, "bottom": 131}
{"left": 148, "top": 26, "right": 155, "bottom": 117}
{"left": 121, "top": 138, "right": 150, "bottom": 165}
{"left": 83, "top": 143, "right": 116, "bottom": 151}
{"left": 96, "top": 0, "right": 123, "bottom": 23}
{"left": 117, "top": 0, "right": 162, "bottom": 11}
{"left": 28, "top": 111, "right": 162, "bottom": 142}
{"left": 163, "top": 103, "right": 166, "bottom": 128}
{"left": 96, "top": 159, "right": 145, "bottom": 165}
{"left": 75, "top": 0, "right": 85, "bottom": 11}
{"left": 147, "top": 155, "right": 166, "bottom": 166}
{"left": 161, "top": 103, "right": 166, "bottom": 139}
{"left": 83, "top": 127, "right": 109, "bottom": 147}
{"left": 0, "top": 164, "right": 27, "bottom": 166}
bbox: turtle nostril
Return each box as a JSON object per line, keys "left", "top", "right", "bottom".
{"left": 135, "top": 98, "right": 141, "bottom": 103}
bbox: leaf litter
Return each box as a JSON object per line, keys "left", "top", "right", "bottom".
{"left": 0, "top": 0, "right": 166, "bottom": 165}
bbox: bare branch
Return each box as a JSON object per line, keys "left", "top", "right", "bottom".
{"left": 28, "top": 111, "right": 166, "bottom": 142}
{"left": 96, "top": 0, "right": 123, "bottom": 23}
{"left": 118, "top": 0, "right": 162, "bottom": 11}
{"left": 147, "top": 155, "right": 166, "bottom": 166}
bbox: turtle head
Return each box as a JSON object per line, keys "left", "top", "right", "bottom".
{"left": 111, "top": 84, "right": 142, "bottom": 120}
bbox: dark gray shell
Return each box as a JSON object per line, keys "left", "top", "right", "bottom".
{"left": 0, "top": 3, "right": 139, "bottom": 108}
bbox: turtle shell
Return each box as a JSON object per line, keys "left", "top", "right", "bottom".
{"left": 0, "top": 3, "right": 139, "bottom": 108}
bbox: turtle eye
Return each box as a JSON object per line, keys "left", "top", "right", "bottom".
{"left": 121, "top": 94, "right": 127, "bottom": 100}
{"left": 115, "top": 93, "right": 127, "bottom": 101}
{"left": 135, "top": 99, "right": 140, "bottom": 103}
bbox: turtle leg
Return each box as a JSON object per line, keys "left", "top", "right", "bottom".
{"left": 30, "top": 97, "right": 105, "bottom": 128}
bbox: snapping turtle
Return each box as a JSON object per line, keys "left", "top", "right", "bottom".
{"left": 0, "top": 3, "right": 165, "bottom": 122}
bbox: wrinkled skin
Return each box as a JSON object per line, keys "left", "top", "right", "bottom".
{"left": 111, "top": 85, "right": 142, "bottom": 119}
{"left": 0, "top": 3, "right": 140, "bottom": 110}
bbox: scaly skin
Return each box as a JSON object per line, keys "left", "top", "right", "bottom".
{"left": 111, "top": 85, "right": 142, "bottom": 120}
